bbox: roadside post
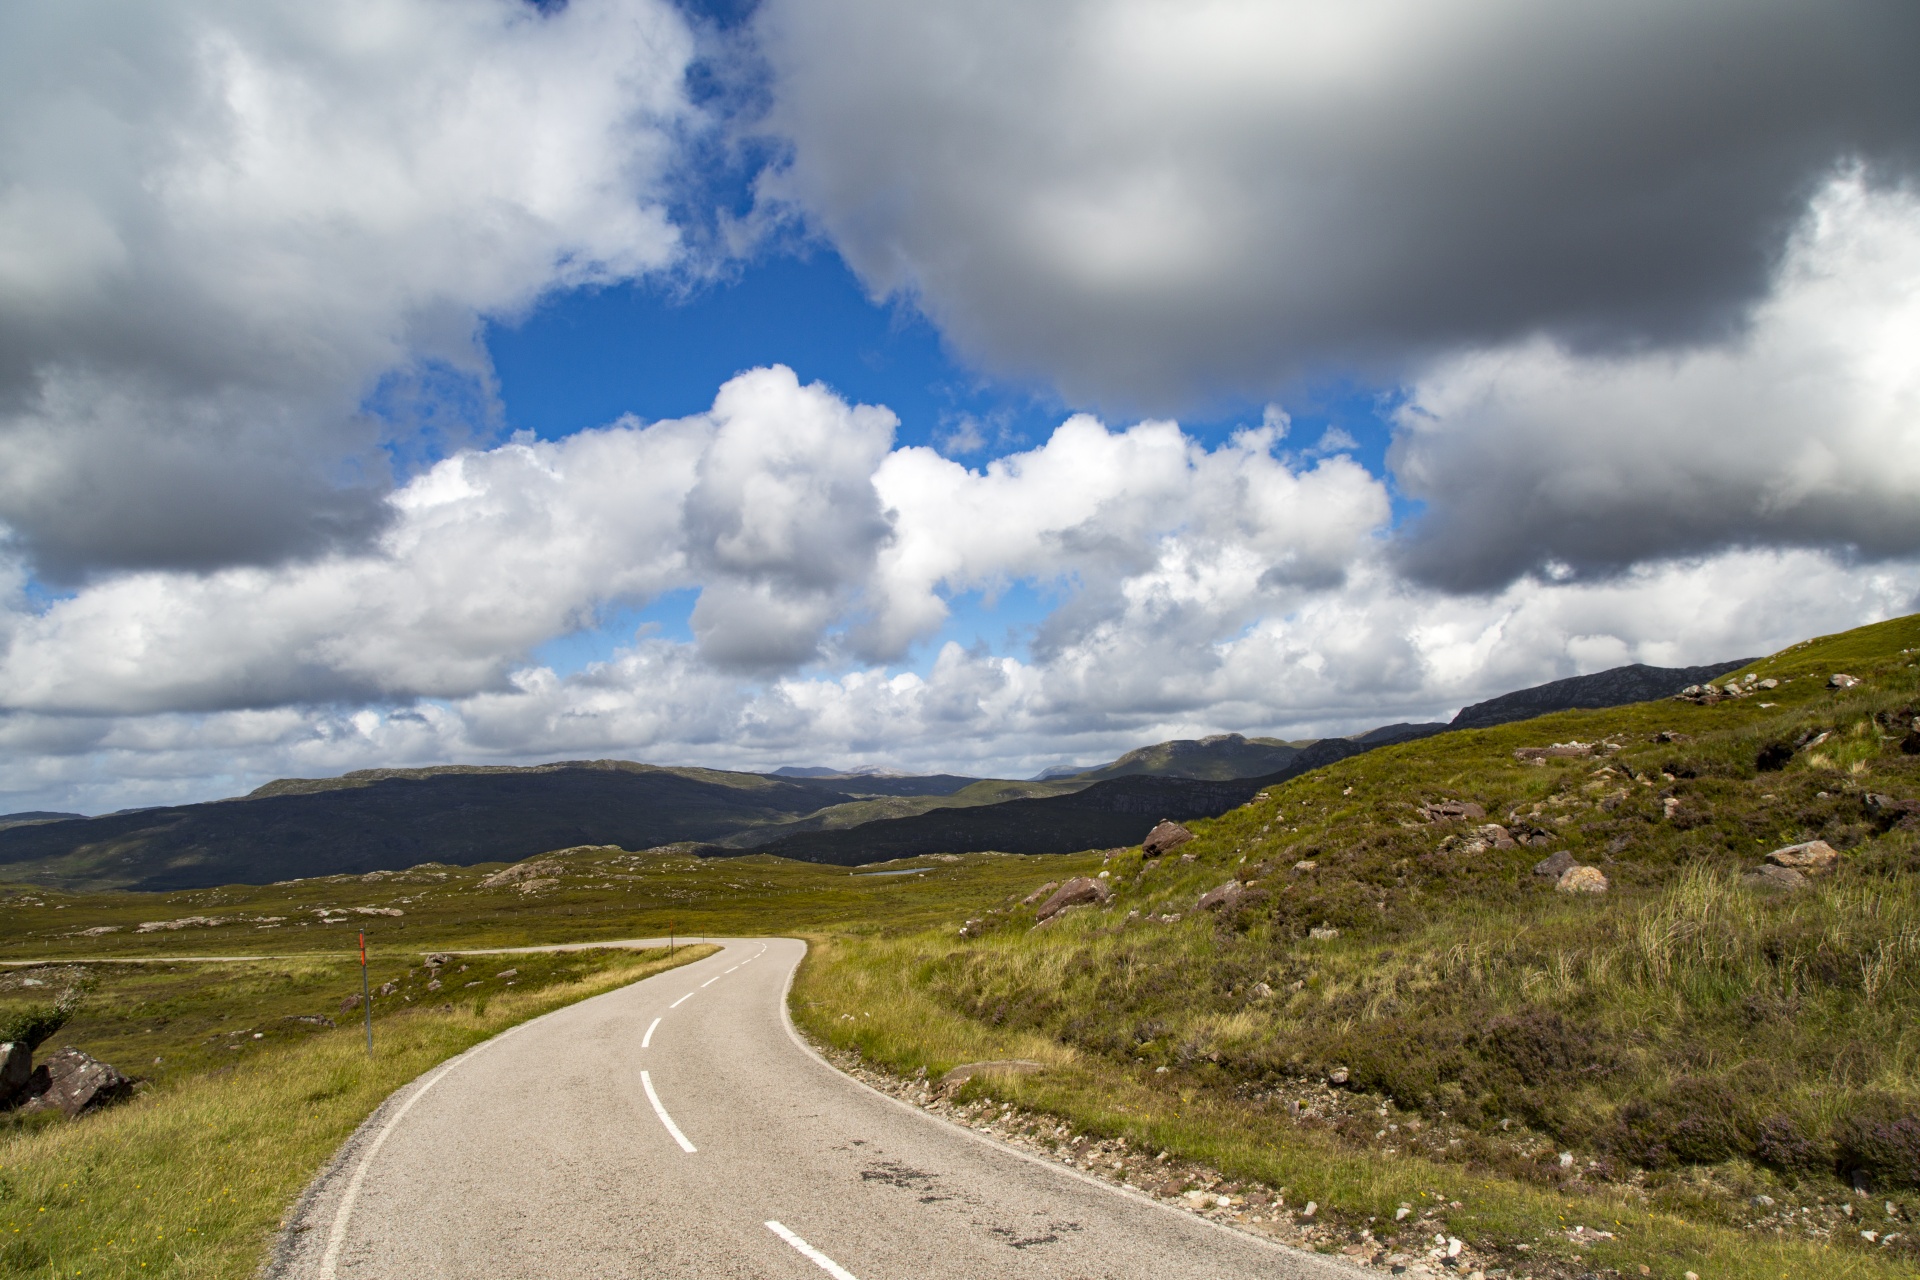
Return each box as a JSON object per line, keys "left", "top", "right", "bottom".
{"left": 359, "top": 930, "right": 373, "bottom": 1054}
{"left": 668, "top": 920, "right": 675, "bottom": 958}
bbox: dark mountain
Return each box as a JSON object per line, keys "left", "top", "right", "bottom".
{"left": 1447, "top": 660, "right": 1751, "bottom": 730}
{"left": 737, "top": 738, "right": 1372, "bottom": 866}
{"left": 0, "top": 811, "right": 83, "bottom": 832}
{"left": 1068, "top": 733, "right": 1308, "bottom": 782}
{"left": 0, "top": 762, "right": 861, "bottom": 892}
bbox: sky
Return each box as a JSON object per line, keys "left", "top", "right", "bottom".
{"left": 2, "top": 0, "right": 1918, "bottom": 814}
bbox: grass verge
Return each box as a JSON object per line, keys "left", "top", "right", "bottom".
{"left": 793, "top": 932, "right": 1909, "bottom": 1279}
{"left": 0, "top": 944, "right": 712, "bottom": 1279}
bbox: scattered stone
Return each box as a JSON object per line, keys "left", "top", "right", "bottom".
{"left": 495, "top": 968, "right": 518, "bottom": 979}
{"left": 1020, "top": 881, "right": 1060, "bottom": 906}
{"left": 1662, "top": 796, "right": 1683, "bottom": 821}
{"left": 1475, "top": 823, "right": 1518, "bottom": 850}
{"left": 339, "top": 993, "right": 363, "bottom": 1013}
{"left": 1250, "top": 981, "right": 1274, "bottom": 999}
{"left": 1328, "top": 1067, "right": 1350, "bottom": 1085}
{"left": 75, "top": 925, "right": 121, "bottom": 936}
{"left": 1555, "top": 865, "right": 1608, "bottom": 894}
{"left": 21, "top": 1048, "right": 132, "bottom": 1117}
{"left": 1142, "top": 820, "right": 1195, "bottom": 857}
{"left": 425, "top": 978, "right": 443, "bottom": 992}
{"left": 280, "top": 1014, "right": 335, "bottom": 1028}
{"left": 936, "top": 1060, "right": 1046, "bottom": 1093}
{"left": 375, "top": 981, "right": 398, "bottom": 996}
{"left": 1035, "top": 877, "right": 1111, "bottom": 923}
{"left": 1532, "top": 850, "right": 1578, "bottom": 879}
{"left": 516, "top": 878, "right": 560, "bottom": 894}
{"left": 1766, "top": 839, "right": 1840, "bottom": 874}
{"left": 1197, "top": 881, "right": 1254, "bottom": 912}
{"left": 1308, "top": 925, "right": 1341, "bottom": 941}
{"left": 424, "top": 953, "right": 451, "bottom": 967}
{"left": 1291, "top": 859, "right": 1317, "bottom": 872}
{"left": 1742, "top": 864, "right": 1809, "bottom": 892}
{"left": 1419, "top": 800, "right": 1486, "bottom": 822}
{"left": 1830, "top": 673, "right": 1861, "bottom": 689}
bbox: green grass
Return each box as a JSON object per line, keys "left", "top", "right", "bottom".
{"left": 0, "top": 945, "right": 712, "bottom": 1279}
{"left": 790, "top": 613, "right": 1920, "bottom": 1277}
{"left": 5, "top": 613, "right": 1917, "bottom": 1277}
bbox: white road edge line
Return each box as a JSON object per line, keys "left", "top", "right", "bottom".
{"left": 670, "top": 991, "right": 693, "bottom": 1008}
{"left": 641, "top": 1070, "right": 697, "bottom": 1152}
{"left": 318, "top": 1022, "right": 530, "bottom": 1280}
{"left": 764, "top": 1221, "right": 859, "bottom": 1280}
{"left": 642, "top": 1016, "right": 661, "bottom": 1048}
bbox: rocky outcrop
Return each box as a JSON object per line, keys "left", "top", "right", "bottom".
{"left": 1035, "top": 877, "right": 1110, "bottom": 923}
{"left": 17, "top": 1048, "right": 132, "bottom": 1117}
{"left": 1829, "top": 673, "right": 1860, "bottom": 689}
{"left": 1512, "top": 743, "right": 1594, "bottom": 764}
{"left": 1419, "top": 800, "right": 1485, "bottom": 822}
{"left": 1141, "top": 821, "right": 1195, "bottom": 857}
{"left": 478, "top": 860, "right": 564, "bottom": 889}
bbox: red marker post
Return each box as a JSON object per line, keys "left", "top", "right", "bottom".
{"left": 359, "top": 930, "right": 373, "bottom": 1055}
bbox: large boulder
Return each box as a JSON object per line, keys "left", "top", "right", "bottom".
{"left": 1766, "top": 840, "right": 1840, "bottom": 875}
{"left": 1020, "top": 881, "right": 1059, "bottom": 906}
{"left": 1532, "top": 850, "right": 1578, "bottom": 879}
{"left": 1743, "top": 864, "right": 1810, "bottom": 893}
{"left": 1555, "top": 865, "right": 1609, "bottom": 894}
{"left": 1142, "top": 821, "right": 1195, "bottom": 857}
{"left": 1035, "top": 877, "right": 1111, "bottom": 923}
{"left": 21, "top": 1048, "right": 132, "bottom": 1117}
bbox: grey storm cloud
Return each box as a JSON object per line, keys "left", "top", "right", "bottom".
{"left": 0, "top": 0, "right": 693, "bottom": 580}
{"left": 753, "top": 0, "right": 1920, "bottom": 413}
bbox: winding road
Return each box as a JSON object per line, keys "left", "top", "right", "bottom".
{"left": 272, "top": 938, "right": 1362, "bottom": 1279}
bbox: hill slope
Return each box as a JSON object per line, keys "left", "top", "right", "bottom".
{"left": 804, "top": 611, "right": 1920, "bottom": 1269}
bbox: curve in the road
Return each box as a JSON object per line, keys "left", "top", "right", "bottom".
{"left": 273, "top": 937, "right": 1365, "bottom": 1280}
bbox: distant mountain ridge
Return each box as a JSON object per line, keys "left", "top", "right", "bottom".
{"left": 0, "top": 657, "right": 1748, "bottom": 890}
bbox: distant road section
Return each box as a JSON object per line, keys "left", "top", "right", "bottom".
{"left": 271, "top": 938, "right": 1361, "bottom": 1279}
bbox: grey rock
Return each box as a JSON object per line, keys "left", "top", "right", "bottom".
{"left": 1743, "top": 864, "right": 1810, "bottom": 892}
{"left": 1020, "top": 881, "right": 1060, "bottom": 906}
{"left": 1142, "top": 821, "right": 1195, "bottom": 857}
{"left": 1766, "top": 839, "right": 1840, "bottom": 874}
{"left": 1035, "top": 876, "right": 1111, "bottom": 923}
{"left": 22, "top": 1048, "right": 132, "bottom": 1117}
{"left": 1532, "top": 850, "right": 1578, "bottom": 879}
{"left": 1419, "top": 800, "right": 1486, "bottom": 822}
{"left": 1829, "top": 673, "right": 1860, "bottom": 689}
{"left": 1308, "top": 926, "right": 1340, "bottom": 941}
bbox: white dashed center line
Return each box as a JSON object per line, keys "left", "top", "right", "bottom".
{"left": 640, "top": 1070, "right": 696, "bottom": 1153}
{"left": 765, "top": 1221, "right": 859, "bottom": 1279}
{"left": 670, "top": 992, "right": 693, "bottom": 1008}
{"left": 642, "top": 1016, "right": 660, "bottom": 1048}
{"left": 701, "top": 974, "right": 722, "bottom": 987}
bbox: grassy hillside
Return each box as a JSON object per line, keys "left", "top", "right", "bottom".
{"left": 794, "top": 612, "right": 1920, "bottom": 1277}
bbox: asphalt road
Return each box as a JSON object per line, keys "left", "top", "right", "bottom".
{"left": 273, "top": 937, "right": 1364, "bottom": 1279}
